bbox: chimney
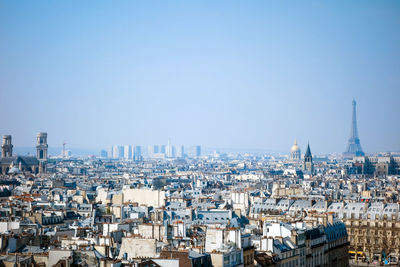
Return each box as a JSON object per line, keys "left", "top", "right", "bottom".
{"left": 327, "top": 213, "right": 334, "bottom": 225}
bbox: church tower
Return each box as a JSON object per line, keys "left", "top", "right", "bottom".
{"left": 1, "top": 135, "right": 13, "bottom": 158}
{"left": 36, "top": 132, "right": 48, "bottom": 173}
{"left": 303, "top": 143, "right": 314, "bottom": 174}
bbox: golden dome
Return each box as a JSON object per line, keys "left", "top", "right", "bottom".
{"left": 290, "top": 139, "right": 300, "bottom": 152}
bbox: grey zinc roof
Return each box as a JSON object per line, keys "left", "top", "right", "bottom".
{"left": 195, "top": 210, "right": 232, "bottom": 224}
{"left": 18, "top": 156, "right": 40, "bottom": 165}
{"left": 366, "top": 202, "right": 384, "bottom": 219}
{"left": 251, "top": 198, "right": 279, "bottom": 213}
{"left": 276, "top": 199, "right": 294, "bottom": 211}
{"left": 382, "top": 203, "right": 399, "bottom": 219}
{"left": 289, "top": 200, "right": 313, "bottom": 211}
{"left": 0, "top": 156, "right": 39, "bottom": 166}
{"left": 312, "top": 201, "right": 327, "bottom": 210}
{"left": 342, "top": 203, "right": 367, "bottom": 219}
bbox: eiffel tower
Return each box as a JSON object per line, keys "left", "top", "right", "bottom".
{"left": 344, "top": 99, "right": 364, "bottom": 158}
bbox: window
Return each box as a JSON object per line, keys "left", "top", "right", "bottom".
{"left": 224, "top": 255, "right": 229, "bottom": 266}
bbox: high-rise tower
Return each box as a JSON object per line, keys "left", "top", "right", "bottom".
{"left": 166, "top": 138, "right": 173, "bottom": 158}
{"left": 344, "top": 99, "right": 364, "bottom": 158}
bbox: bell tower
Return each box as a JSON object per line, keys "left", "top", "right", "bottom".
{"left": 36, "top": 132, "right": 48, "bottom": 173}
{"left": 1, "top": 135, "right": 13, "bottom": 158}
{"left": 303, "top": 143, "right": 314, "bottom": 174}
{"left": 36, "top": 132, "right": 48, "bottom": 160}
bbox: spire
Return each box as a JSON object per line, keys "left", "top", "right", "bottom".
{"left": 294, "top": 139, "right": 297, "bottom": 146}
{"left": 351, "top": 99, "right": 359, "bottom": 140}
{"left": 305, "top": 143, "right": 312, "bottom": 158}
{"left": 303, "top": 142, "right": 314, "bottom": 173}
{"left": 344, "top": 99, "right": 364, "bottom": 157}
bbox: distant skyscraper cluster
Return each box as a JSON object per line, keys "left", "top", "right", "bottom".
{"left": 102, "top": 140, "right": 201, "bottom": 160}
{"left": 104, "top": 145, "right": 143, "bottom": 161}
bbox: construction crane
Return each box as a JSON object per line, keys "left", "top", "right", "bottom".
{"left": 62, "top": 141, "right": 66, "bottom": 159}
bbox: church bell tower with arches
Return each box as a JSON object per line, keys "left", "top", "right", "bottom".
{"left": 36, "top": 132, "right": 48, "bottom": 173}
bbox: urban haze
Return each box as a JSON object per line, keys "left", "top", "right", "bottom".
{"left": 0, "top": 1, "right": 400, "bottom": 267}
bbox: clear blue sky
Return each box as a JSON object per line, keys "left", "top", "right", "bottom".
{"left": 0, "top": 1, "right": 399, "bottom": 154}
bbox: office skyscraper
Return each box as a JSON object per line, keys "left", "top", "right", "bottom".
{"left": 188, "top": 145, "right": 201, "bottom": 158}
{"left": 100, "top": 150, "right": 108, "bottom": 158}
{"left": 177, "top": 145, "right": 185, "bottom": 158}
{"left": 160, "top": 145, "right": 166, "bottom": 154}
{"left": 166, "top": 138, "right": 173, "bottom": 158}
{"left": 124, "top": 145, "right": 132, "bottom": 160}
{"left": 134, "top": 145, "right": 142, "bottom": 161}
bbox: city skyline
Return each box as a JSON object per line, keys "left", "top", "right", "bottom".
{"left": 4, "top": 94, "right": 400, "bottom": 155}
{"left": 1, "top": 2, "right": 400, "bottom": 265}
{"left": 1, "top": 1, "right": 400, "bottom": 153}
{"left": 2, "top": 94, "right": 400, "bottom": 155}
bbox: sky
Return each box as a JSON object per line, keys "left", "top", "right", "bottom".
{"left": 0, "top": 1, "right": 399, "bottom": 154}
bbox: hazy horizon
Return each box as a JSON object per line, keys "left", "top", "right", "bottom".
{"left": 1, "top": 1, "right": 400, "bottom": 154}
{"left": 11, "top": 144, "right": 400, "bottom": 158}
